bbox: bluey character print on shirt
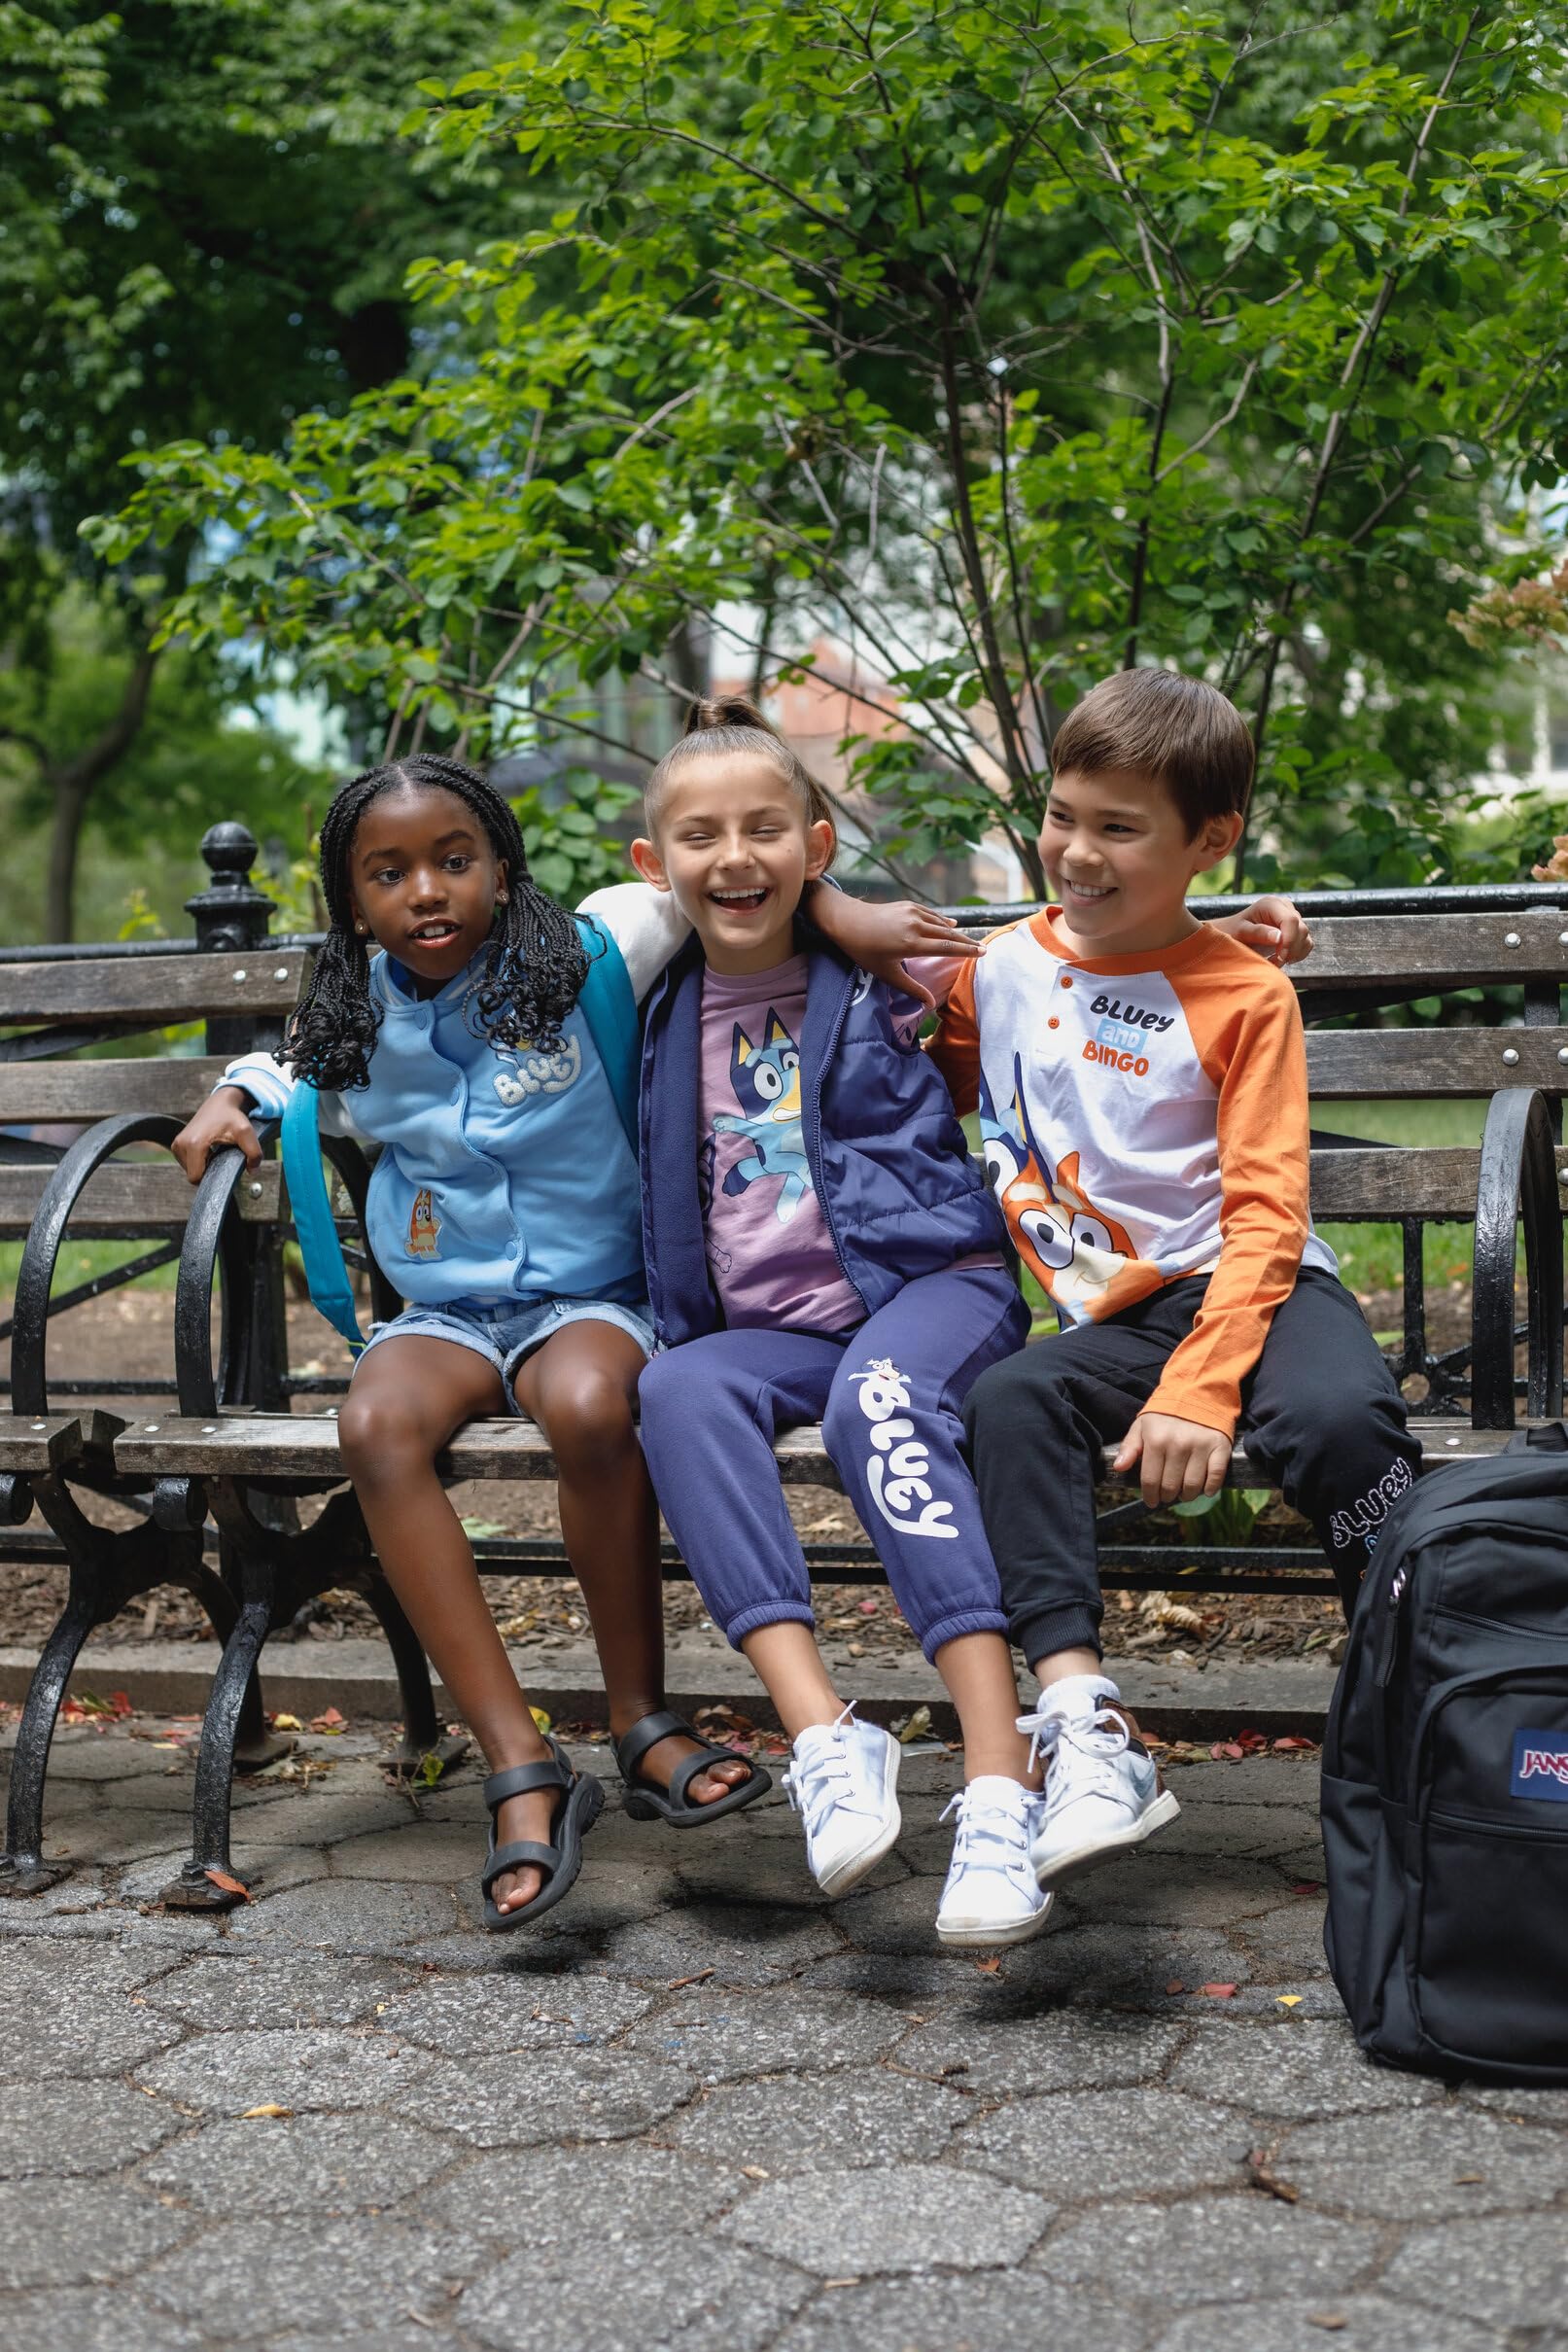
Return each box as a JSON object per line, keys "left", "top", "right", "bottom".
{"left": 713, "top": 1010, "right": 814, "bottom": 1226}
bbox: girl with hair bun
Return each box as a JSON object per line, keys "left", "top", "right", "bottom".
{"left": 172, "top": 747, "right": 944, "bottom": 1927}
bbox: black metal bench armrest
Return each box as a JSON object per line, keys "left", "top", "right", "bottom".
{"left": 1470, "top": 1087, "right": 1563, "bottom": 1429}
{"left": 11, "top": 1111, "right": 186, "bottom": 1419}
{"left": 175, "top": 1139, "right": 257, "bottom": 1418}
{"left": 174, "top": 1122, "right": 399, "bottom": 1418}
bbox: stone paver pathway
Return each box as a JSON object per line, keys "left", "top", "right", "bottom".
{"left": 2, "top": 1721, "right": 1564, "bottom": 2352}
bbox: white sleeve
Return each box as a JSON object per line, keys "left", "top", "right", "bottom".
{"left": 577, "top": 882, "right": 692, "bottom": 1004}
{"left": 213, "top": 1052, "right": 363, "bottom": 1141}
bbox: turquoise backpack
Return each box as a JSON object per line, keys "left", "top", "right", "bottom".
{"left": 279, "top": 915, "right": 640, "bottom": 1357}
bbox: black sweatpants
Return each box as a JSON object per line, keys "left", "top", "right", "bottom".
{"left": 961, "top": 1268, "right": 1419, "bottom": 1666}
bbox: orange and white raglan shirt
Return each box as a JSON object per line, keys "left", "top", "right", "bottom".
{"left": 928, "top": 908, "right": 1337, "bottom": 1439}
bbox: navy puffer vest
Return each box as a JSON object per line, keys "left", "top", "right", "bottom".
{"left": 640, "top": 930, "right": 1008, "bottom": 1347}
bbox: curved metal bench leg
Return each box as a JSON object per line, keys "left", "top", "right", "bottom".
{"left": 0, "top": 1595, "right": 99, "bottom": 1893}
{"left": 160, "top": 1578, "right": 275, "bottom": 1912}
{"left": 364, "top": 1577, "right": 470, "bottom": 1783}
{"left": 184, "top": 1560, "right": 296, "bottom": 1775}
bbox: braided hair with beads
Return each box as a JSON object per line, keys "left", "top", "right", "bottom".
{"left": 281, "top": 754, "right": 591, "bottom": 1093}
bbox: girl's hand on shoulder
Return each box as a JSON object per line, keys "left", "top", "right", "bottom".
{"left": 1217, "top": 894, "right": 1313, "bottom": 967}
{"left": 172, "top": 1088, "right": 262, "bottom": 1186}
{"left": 807, "top": 888, "right": 983, "bottom": 1011}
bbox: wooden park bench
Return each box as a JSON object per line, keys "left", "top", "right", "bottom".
{"left": 3, "top": 832, "right": 1565, "bottom": 1906}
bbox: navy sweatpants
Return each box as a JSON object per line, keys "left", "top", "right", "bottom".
{"left": 962, "top": 1266, "right": 1420, "bottom": 1663}
{"left": 638, "top": 1262, "right": 1029, "bottom": 1663}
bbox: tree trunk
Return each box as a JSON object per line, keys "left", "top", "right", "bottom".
{"left": 43, "top": 646, "right": 158, "bottom": 941}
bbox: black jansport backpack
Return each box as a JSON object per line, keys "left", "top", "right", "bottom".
{"left": 1322, "top": 1425, "right": 1568, "bottom": 2084}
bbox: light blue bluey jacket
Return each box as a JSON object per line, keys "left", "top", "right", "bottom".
{"left": 219, "top": 886, "right": 686, "bottom": 1310}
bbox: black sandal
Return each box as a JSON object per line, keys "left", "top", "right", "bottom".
{"left": 614, "top": 1707, "right": 773, "bottom": 1828}
{"left": 481, "top": 1737, "right": 604, "bottom": 1929}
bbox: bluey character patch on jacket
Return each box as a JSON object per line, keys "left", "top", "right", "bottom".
{"left": 406, "top": 1188, "right": 441, "bottom": 1258}
{"left": 713, "top": 1010, "right": 813, "bottom": 1225}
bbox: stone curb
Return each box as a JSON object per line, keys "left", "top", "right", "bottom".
{"left": 0, "top": 1635, "right": 1337, "bottom": 1740}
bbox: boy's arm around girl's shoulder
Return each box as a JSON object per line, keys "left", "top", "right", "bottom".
{"left": 579, "top": 876, "right": 984, "bottom": 1014}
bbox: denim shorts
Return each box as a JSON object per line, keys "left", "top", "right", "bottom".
{"left": 360, "top": 1293, "right": 658, "bottom": 1413}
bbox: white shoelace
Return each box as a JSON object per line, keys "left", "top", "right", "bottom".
{"left": 782, "top": 1703, "right": 869, "bottom": 1839}
{"left": 939, "top": 1785, "right": 1032, "bottom": 1878}
{"left": 1016, "top": 1699, "right": 1131, "bottom": 1782}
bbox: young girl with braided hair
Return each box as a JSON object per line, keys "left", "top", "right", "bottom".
{"left": 173, "top": 749, "right": 950, "bottom": 1926}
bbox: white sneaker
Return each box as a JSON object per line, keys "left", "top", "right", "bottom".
{"left": 782, "top": 1705, "right": 902, "bottom": 1896}
{"left": 1017, "top": 1675, "right": 1179, "bottom": 1887}
{"left": 934, "top": 1776, "right": 1054, "bottom": 1948}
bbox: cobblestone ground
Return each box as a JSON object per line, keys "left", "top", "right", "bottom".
{"left": 2, "top": 1722, "right": 1566, "bottom": 2352}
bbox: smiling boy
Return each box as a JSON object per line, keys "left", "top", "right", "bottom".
{"left": 936, "top": 669, "right": 1417, "bottom": 1892}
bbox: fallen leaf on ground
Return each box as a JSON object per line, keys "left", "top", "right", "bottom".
{"left": 741, "top": 2165, "right": 769, "bottom": 2181}
{"left": 894, "top": 1705, "right": 932, "bottom": 1745}
{"left": 241, "top": 2103, "right": 293, "bottom": 2120}
{"left": 1165, "top": 1980, "right": 1185, "bottom": 1995}
{"left": 693, "top": 1704, "right": 753, "bottom": 1742}
{"left": 269, "top": 1712, "right": 303, "bottom": 1732}
{"left": 975, "top": 1955, "right": 1002, "bottom": 1975}
{"left": 1272, "top": 1736, "right": 1319, "bottom": 1752}
{"left": 1276, "top": 1994, "right": 1304, "bottom": 2009}
{"left": 1290, "top": 1879, "right": 1322, "bottom": 1895}
{"left": 1453, "top": 2172, "right": 1484, "bottom": 2185}
{"left": 203, "top": 1868, "right": 251, "bottom": 1902}
{"left": 1307, "top": 2318, "right": 1347, "bottom": 2334}
{"left": 309, "top": 1706, "right": 347, "bottom": 1735}
{"left": 62, "top": 1688, "right": 134, "bottom": 1723}
{"left": 529, "top": 1705, "right": 552, "bottom": 1735}
{"left": 857, "top": 1598, "right": 878, "bottom": 1615}
{"left": 1247, "top": 2148, "right": 1301, "bottom": 2202}
{"left": 1211, "top": 1741, "right": 1245, "bottom": 1761}
{"left": 1197, "top": 1982, "right": 1237, "bottom": 1998}
{"left": 666, "top": 1967, "right": 714, "bottom": 1990}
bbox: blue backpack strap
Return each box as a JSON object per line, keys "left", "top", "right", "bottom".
{"left": 280, "top": 1081, "right": 367, "bottom": 1357}
{"left": 573, "top": 914, "right": 640, "bottom": 1155}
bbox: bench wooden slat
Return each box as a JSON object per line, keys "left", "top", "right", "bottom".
{"left": 0, "top": 1140, "right": 1538, "bottom": 1238}
{"left": 1304, "top": 1144, "right": 1568, "bottom": 1219}
{"left": 0, "top": 1160, "right": 284, "bottom": 1236}
{"left": 0, "top": 951, "right": 308, "bottom": 1027}
{"left": 0, "top": 1414, "right": 86, "bottom": 1471}
{"left": 1305, "top": 1029, "right": 1568, "bottom": 1097}
{"left": 0, "top": 1058, "right": 229, "bottom": 1123}
{"left": 107, "top": 1411, "right": 1518, "bottom": 1491}
{"left": 1294, "top": 908, "right": 1568, "bottom": 992}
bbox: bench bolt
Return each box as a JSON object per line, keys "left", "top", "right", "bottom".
{"left": 1505, "top": 931, "right": 1521, "bottom": 947}
{"left": 1502, "top": 1047, "right": 1519, "bottom": 1066}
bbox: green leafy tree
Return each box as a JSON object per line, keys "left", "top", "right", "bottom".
{"left": 92, "top": 1, "right": 1568, "bottom": 893}
{"left": 2, "top": 0, "right": 528, "bottom": 933}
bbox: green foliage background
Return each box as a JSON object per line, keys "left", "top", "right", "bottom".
{"left": 10, "top": 3, "right": 1568, "bottom": 931}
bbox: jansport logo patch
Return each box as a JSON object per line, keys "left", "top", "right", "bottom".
{"left": 1511, "top": 1729, "right": 1568, "bottom": 1800}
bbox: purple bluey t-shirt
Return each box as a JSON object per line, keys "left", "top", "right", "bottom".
{"left": 697, "top": 951, "right": 964, "bottom": 1334}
